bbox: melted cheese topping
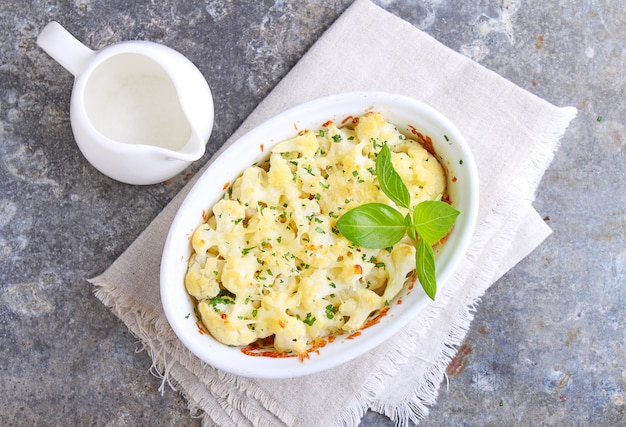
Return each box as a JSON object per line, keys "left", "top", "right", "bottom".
{"left": 185, "top": 113, "right": 446, "bottom": 354}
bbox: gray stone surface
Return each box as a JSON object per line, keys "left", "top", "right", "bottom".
{"left": 0, "top": 0, "right": 623, "bottom": 426}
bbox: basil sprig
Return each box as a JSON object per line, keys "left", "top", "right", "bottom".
{"left": 336, "top": 144, "right": 460, "bottom": 300}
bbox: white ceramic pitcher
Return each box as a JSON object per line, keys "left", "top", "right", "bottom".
{"left": 37, "top": 21, "right": 214, "bottom": 185}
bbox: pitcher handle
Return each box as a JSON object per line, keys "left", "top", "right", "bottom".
{"left": 37, "top": 21, "right": 94, "bottom": 76}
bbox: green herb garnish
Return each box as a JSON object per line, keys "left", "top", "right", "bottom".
{"left": 336, "top": 144, "right": 459, "bottom": 300}
{"left": 303, "top": 312, "right": 316, "bottom": 326}
{"left": 325, "top": 304, "right": 336, "bottom": 319}
{"left": 207, "top": 289, "right": 236, "bottom": 312}
{"left": 242, "top": 246, "right": 256, "bottom": 256}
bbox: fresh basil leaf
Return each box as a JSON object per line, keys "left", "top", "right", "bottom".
{"left": 416, "top": 237, "right": 437, "bottom": 300}
{"left": 412, "top": 200, "right": 460, "bottom": 244}
{"left": 376, "top": 144, "right": 411, "bottom": 209}
{"left": 336, "top": 203, "right": 407, "bottom": 248}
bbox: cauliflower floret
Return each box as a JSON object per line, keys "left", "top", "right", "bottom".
{"left": 392, "top": 142, "right": 445, "bottom": 204}
{"left": 382, "top": 243, "right": 417, "bottom": 302}
{"left": 185, "top": 255, "right": 222, "bottom": 300}
{"left": 190, "top": 225, "right": 220, "bottom": 256}
{"left": 273, "top": 316, "right": 308, "bottom": 353}
{"left": 221, "top": 255, "right": 260, "bottom": 299}
{"left": 296, "top": 270, "right": 340, "bottom": 323}
{"left": 196, "top": 200, "right": 250, "bottom": 258}
{"left": 294, "top": 269, "right": 344, "bottom": 339}
{"left": 335, "top": 249, "right": 376, "bottom": 286}
{"left": 355, "top": 112, "right": 400, "bottom": 153}
{"left": 360, "top": 258, "right": 388, "bottom": 292}
{"left": 266, "top": 153, "right": 300, "bottom": 203}
{"left": 291, "top": 198, "right": 320, "bottom": 234}
{"left": 250, "top": 280, "right": 310, "bottom": 353}
{"left": 212, "top": 199, "right": 246, "bottom": 234}
{"left": 339, "top": 288, "right": 383, "bottom": 331}
{"left": 298, "top": 269, "right": 331, "bottom": 304}
{"left": 198, "top": 299, "right": 257, "bottom": 346}
{"left": 230, "top": 166, "right": 266, "bottom": 217}
{"left": 272, "top": 131, "right": 319, "bottom": 159}
{"left": 301, "top": 301, "right": 344, "bottom": 340}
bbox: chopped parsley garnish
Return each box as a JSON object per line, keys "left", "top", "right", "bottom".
{"left": 325, "top": 304, "right": 337, "bottom": 319}
{"left": 303, "top": 312, "right": 316, "bottom": 326}
{"left": 208, "top": 290, "right": 236, "bottom": 312}
{"left": 242, "top": 246, "right": 256, "bottom": 255}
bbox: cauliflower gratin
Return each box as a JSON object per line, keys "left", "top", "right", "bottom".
{"left": 184, "top": 112, "right": 446, "bottom": 356}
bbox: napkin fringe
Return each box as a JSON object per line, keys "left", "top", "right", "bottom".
{"left": 388, "top": 299, "right": 480, "bottom": 426}
{"left": 173, "top": 366, "right": 264, "bottom": 427}
{"left": 211, "top": 371, "right": 300, "bottom": 427}
{"left": 333, "top": 324, "right": 431, "bottom": 427}
{"left": 91, "top": 277, "right": 219, "bottom": 423}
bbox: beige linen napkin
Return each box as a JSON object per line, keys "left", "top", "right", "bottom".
{"left": 90, "top": 0, "right": 576, "bottom": 425}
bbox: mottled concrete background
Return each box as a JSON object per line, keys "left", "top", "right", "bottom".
{"left": 1, "top": 0, "right": 624, "bottom": 426}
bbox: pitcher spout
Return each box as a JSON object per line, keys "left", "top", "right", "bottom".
{"left": 165, "top": 127, "right": 207, "bottom": 162}
{"left": 149, "top": 45, "right": 214, "bottom": 159}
